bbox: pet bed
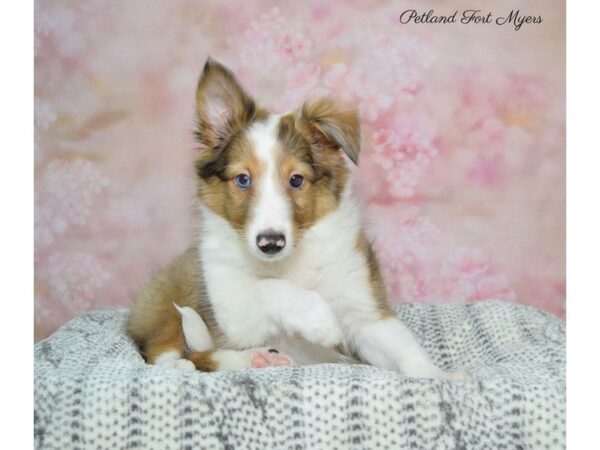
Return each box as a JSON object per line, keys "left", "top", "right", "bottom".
{"left": 34, "top": 301, "right": 565, "bottom": 449}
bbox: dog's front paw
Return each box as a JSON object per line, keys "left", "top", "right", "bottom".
{"left": 283, "top": 292, "right": 343, "bottom": 347}
{"left": 297, "top": 315, "right": 343, "bottom": 347}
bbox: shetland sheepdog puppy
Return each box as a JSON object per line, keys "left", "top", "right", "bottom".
{"left": 127, "top": 58, "right": 467, "bottom": 380}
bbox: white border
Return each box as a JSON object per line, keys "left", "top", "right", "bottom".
{"left": 1, "top": 0, "right": 588, "bottom": 446}
{"left": 0, "top": 1, "right": 33, "bottom": 447}
{"left": 567, "top": 0, "right": 600, "bottom": 447}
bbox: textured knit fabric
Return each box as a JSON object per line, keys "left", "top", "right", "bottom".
{"left": 34, "top": 301, "right": 565, "bottom": 450}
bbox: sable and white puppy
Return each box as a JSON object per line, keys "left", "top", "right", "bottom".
{"left": 127, "top": 58, "right": 467, "bottom": 380}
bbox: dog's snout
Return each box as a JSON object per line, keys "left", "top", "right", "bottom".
{"left": 256, "top": 232, "right": 286, "bottom": 255}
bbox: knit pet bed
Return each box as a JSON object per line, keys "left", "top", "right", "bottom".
{"left": 34, "top": 301, "right": 565, "bottom": 450}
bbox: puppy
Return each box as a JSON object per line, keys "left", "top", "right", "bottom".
{"left": 127, "top": 57, "right": 467, "bottom": 380}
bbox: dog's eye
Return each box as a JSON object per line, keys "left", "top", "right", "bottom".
{"left": 234, "top": 173, "right": 251, "bottom": 189}
{"left": 289, "top": 174, "right": 304, "bottom": 189}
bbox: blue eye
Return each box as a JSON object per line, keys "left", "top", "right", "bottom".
{"left": 289, "top": 174, "right": 304, "bottom": 188}
{"left": 235, "top": 173, "right": 251, "bottom": 189}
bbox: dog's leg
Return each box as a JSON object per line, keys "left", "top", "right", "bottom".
{"left": 208, "top": 277, "right": 343, "bottom": 348}
{"left": 128, "top": 248, "right": 216, "bottom": 370}
{"left": 350, "top": 317, "right": 469, "bottom": 380}
{"left": 255, "top": 279, "right": 344, "bottom": 347}
{"left": 140, "top": 303, "right": 215, "bottom": 372}
{"left": 188, "top": 347, "right": 293, "bottom": 371}
{"left": 143, "top": 320, "right": 196, "bottom": 371}
{"left": 155, "top": 304, "right": 293, "bottom": 372}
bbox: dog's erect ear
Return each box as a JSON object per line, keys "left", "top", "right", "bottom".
{"left": 296, "top": 97, "right": 360, "bottom": 165}
{"left": 195, "top": 57, "right": 257, "bottom": 149}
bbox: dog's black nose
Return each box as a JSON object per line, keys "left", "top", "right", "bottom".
{"left": 256, "top": 232, "right": 286, "bottom": 255}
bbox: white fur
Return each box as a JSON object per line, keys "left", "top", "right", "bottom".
{"left": 348, "top": 317, "right": 446, "bottom": 376}
{"left": 211, "top": 349, "right": 256, "bottom": 370}
{"left": 173, "top": 303, "right": 213, "bottom": 352}
{"left": 154, "top": 351, "right": 195, "bottom": 371}
{"left": 171, "top": 359, "right": 196, "bottom": 371}
{"left": 154, "top": 351, "right": 180, "bottom": 365}
{"left": 245, "top": 116, "right": 293, "bottom": 261}
{"left": 192, "top": 116, "right": 466, "bottom": 380}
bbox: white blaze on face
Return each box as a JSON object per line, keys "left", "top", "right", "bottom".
{"left": 246, "top": 115, "right": 293, "bottom": 260}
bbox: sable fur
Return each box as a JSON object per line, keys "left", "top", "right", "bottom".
{"left": 127, "top": 248, "right": 224, "bottom": 363}
{"left": 127, "top": 58, "right": 468, "bottom": 380}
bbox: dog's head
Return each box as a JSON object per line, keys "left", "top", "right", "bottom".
{"left": 195, "top": 58, "right": 360, "bottom": 262}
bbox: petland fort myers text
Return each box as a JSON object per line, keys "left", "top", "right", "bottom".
{"left": 399, "top": 9, "right": 543, "bottom": 31}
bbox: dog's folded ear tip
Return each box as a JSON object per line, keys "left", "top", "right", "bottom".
{"left": 344, "top": 148, "right": 360, "bottom": 166}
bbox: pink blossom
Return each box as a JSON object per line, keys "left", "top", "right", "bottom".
{"left": 475, "top": 275, "right": 517, "bottom": 301}
{"left": 274, "top": 62, "right": 323, "bottom": 111}
{"left": 466, "top": 153, "right": 505, "bottom": 187}
{"left": 35, "top": 159, "right": 109, "bottom": 244}
{"left": 323, "top": 64, "right": 349, "bottom": 88}
{"left": 469, "top": 117, "right": 506, "bottom": 145}
{"left": 239, "top": 7, "right": 312, "bottom": 71}
{"left": 37, "top": 252, "right": 110, "bottom": 315}
{"left": 399, "top": 273, "right": 432, "bottom": 302}
{"left": 506, "top": 73, "right": 546, "bottom": 112}
{"left": 321, "top": 31, "right": 432, "bottom": 111}
{"left": 442, "top": 247, "right": 490, "bottom": 279}
{"left": 285, "top": 62, "right": 320, "bottom": 92}
{"left": 35, "top": 100, "right": 57, "bottom": 130}
{"left": 280, "top": 31, "right": 311, "bottom": 59}
{"left": 372, "top": 128, "right": 394, "bottom": 148}
{"left": 445, "top": 279, "right": 476, "bottom": 303}
{"left": 372, "top": 129, "right": 400, "bottom": 170}
{"left": 35, "top": 209, "right": 68, "bottom": 247}
{"left": 323, "top": 64, "right": 355, "bottom": 103}
{"left": 311, "top": 4, "right": 331, "bottom": 21}
{"left": 370, "top": 123, "right": 439, "bottom": 198}
{"left": 34, "top": 296, "right": 52, "bottom": 325}
{"left": 346, "top": 74, "right": 393, "bottom": 122}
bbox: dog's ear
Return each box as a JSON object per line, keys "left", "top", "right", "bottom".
{"left": 295, "top": 97, "right": 360, "bottom": 165}
{"left": 195, "top": 57, "right": 257, "bottom": 150}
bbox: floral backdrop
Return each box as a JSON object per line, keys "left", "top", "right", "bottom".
{"left": 34, "top": 0, "right": 565, "bottom": 340}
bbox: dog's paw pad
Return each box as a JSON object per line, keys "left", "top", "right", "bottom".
{"left": 250, "top": 348, "right": 293, "bottom": 368}
{"left": 168, "top": 359, "right": 196, "bottom": 371}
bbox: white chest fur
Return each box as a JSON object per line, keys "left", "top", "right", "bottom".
{"left": 197, "top": 183, "right": 380, "bottom": 348}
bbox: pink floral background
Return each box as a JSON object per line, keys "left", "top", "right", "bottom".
{"left": 34, "top": 0, "right": 565, "bottom": 340}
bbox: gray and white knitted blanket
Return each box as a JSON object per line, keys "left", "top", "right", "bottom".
{"left": 34, "top": 301, "right": 565, "bottom": 450}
